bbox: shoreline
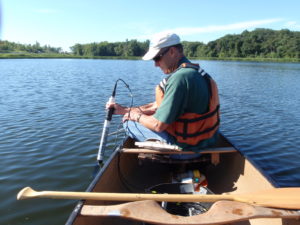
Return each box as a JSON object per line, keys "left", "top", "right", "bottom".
{"left": 0, "top": 53, "right": 299, "bottom": 63}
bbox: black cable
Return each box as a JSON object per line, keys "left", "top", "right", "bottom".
{"left": 117, "top": 153, "right": 144, "bottom": 192}
{"left": 108, "top": 79, "right": 146, "bottom": 192}
{"left": 111, "top": 79, "right": 133, "bottom": 149}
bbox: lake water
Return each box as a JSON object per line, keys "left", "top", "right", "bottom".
{"left": 1, "top": 59, "right": 300, "bottom": 225}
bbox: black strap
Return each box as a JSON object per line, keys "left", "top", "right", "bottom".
{"left": 176, "top": 105, "right": 220, "bottom": 123}
{"left": 175, "top": 118, "right": 220, "bottom": 139}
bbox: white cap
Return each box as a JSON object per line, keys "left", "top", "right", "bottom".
{"left": 142, "top": 32, "right": 180, "bottom": 60}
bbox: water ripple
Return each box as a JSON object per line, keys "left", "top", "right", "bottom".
{"left": 1, "top": 59, "right": 299, "bottom": 225}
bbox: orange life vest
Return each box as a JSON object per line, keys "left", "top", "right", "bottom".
{"left": 155, "top": 63, "right": 220, "bottom": 146}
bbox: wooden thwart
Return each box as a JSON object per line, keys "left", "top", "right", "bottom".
{"left": 81, "top": 200, "right": 300, "bottom": 225}
{"left": 122, "top": 146, "right": 237, "bottom": 165}
{"left": 121, "top": 147, "right": 237, "bottom": 155}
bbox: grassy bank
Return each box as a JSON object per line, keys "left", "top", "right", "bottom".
{"left": 0, "top": 52, "right": 73, "bottom": 59}
{"left": 1, "top": 52, "right": 299, "bottom": 63}
{"left": 190, "top": 56, "right": 300, "bottom": 63}
{"left": 0, "top": 52, "right": 141, "bottom": 60}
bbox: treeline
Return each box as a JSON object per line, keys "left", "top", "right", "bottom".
{"left": 70, "top": 40, "right": 149, "bottom": 57}
{"left": 196, "top": 28, "right": 300, "bottom": 58}
{"left": 70, "top": 29, "right": 300, "bottom": 59}
{"left": 1, "top": 29, "right": 299, "bottom": 59}
{"left": 0, "top": 41, "right": 62, "bottom": 54}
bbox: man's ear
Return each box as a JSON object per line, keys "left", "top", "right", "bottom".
{"left": 169, "top": 46, "right": 177, "bottom": 57}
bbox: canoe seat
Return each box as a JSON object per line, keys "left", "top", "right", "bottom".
{"left": 80, "top": 200, "right": 300, "bottom": 224}
{"left": 121, "top": 141, "right": 237, "bottom": 165}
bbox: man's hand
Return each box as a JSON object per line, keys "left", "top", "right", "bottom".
{"left": 123, "top": 111, "right": 169, "bottom": 132}
{"left": 123, "top": 111, "right": 141, "bottom": 123}
{"left": 106, "top": 102, "right": 127, "bottom": 115}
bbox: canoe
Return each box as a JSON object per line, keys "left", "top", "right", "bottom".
{"left": 65, "top": 133, "right": 300, "bottom": 225}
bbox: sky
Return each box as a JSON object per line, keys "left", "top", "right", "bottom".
{"left": 1, "top": 0, "right": 300, "bottom": 52}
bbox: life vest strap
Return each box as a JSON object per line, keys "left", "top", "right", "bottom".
{"left": 181, "top": 62, "right": 200, "bottom": 70}
{"left": 175, "top": 118, "right": 220, "bottom": 139}
{"left": 176, "top": 105, "right": 220, "bottom": 123}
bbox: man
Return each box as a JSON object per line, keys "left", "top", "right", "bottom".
{"left": 108, "top": 32, "right": 220, "bottom": 154}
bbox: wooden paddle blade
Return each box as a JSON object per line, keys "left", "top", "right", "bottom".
{"left": 81, "top": 200, "right": 300, "bottom": 225}
{"left": 17, "top": 187, "right": 36, "bottom": 200}
{"left": 235, "top": 188, "right": 300, "bottom": 209}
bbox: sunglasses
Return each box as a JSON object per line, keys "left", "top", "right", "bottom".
{"left": 153, "top": 47, "right": 170, "bottom": 62}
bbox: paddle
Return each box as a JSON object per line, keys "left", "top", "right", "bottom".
{"left": 17, "top": 187, "right": 300, "bottom": 209}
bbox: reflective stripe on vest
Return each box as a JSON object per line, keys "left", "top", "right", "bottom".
{"left": 155, "top": 63, "right": 220, "bottom": 146}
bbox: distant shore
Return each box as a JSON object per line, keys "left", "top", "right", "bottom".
{"left": 1, "top": 52, "right": 299, "bottom": 63}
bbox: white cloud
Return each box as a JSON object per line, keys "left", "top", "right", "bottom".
{"left": 166, "top": 19, "right": 284, "bottom": 36}
{"left": 137, "top": 18, "right": 284, "bottom": 40}
{"left": 284, "top": 21, "right": 300, "bottom": 30}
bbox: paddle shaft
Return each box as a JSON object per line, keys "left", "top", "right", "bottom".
{"left": 20, "top": 189, "right": 233, "bottom": 202}
{"left": 17, "top": 187, "right": 300, "bottom": 209}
